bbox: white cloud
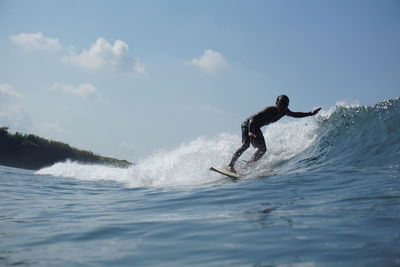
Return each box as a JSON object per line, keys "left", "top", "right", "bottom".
{"left": 0, "top": 104, "right": 33, "bottom": 132}
{"left": 188, "top": 49, "right": 229, "bottom": 74}
{"left": 38, "top": 121, "right": 65, "bottom": 134}
{"left": 63, "top": 37, "right": 146, "bottom": 74}
{"left": 0, "top": 83, "right": 24, "bottom": 98}
{"left": 120, "top": 141, "right": 136, "bottom": 151}
{"left": 52, "top": 82, "right": 99, "bottom": 98}
{"left": 9, "top": 32, "right": 61, "bottom": 51}
{"left": 201, "top": 104, "right": 225, "bottom": 114}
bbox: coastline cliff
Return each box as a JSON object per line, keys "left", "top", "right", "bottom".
{"left": 0, "top": 126, "right": 132, "bottom": 170}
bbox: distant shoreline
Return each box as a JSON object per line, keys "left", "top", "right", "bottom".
{"left": 0, "top": 126, "right": 132, "bottom": 170}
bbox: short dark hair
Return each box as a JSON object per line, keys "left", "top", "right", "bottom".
{"left": 276, "top": 95, "right": 289, "bottom": 103}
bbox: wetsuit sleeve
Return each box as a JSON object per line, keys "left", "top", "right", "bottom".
{"left": 286, "top": 109, "right": 312, "bottom": 118}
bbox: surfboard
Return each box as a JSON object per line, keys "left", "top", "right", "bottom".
{"left": 209, "top": 167, "right": 240, "bottom": 179}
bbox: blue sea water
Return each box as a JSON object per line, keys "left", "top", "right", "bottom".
{"left": 1, "top": 99, "right": 399, "bottom": 266}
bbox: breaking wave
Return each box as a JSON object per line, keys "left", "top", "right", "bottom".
{"left": 37, "top": 98, "right": 400, "bottom": 188}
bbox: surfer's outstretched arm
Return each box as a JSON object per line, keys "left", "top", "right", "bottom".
{"left": 286, "top": 108, "right": 321, "bottom": 118}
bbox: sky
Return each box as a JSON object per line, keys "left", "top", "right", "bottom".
{"left": 0, "top": 0, "right": 399, "bottom": 161}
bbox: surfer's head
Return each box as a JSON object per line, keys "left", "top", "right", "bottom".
{"left": 276, "top": 95, "right": 289, "bottom": 110}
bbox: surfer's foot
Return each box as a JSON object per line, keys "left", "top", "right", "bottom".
{"left": 225, "top": 165, "right": 237, "bottom": 174}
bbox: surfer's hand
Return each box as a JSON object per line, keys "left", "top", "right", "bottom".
{"left": 311, "top": 108, "right": 321, "bottom": 115}
{"left": 248, "top": 132, "right": 256, "bottom": 138}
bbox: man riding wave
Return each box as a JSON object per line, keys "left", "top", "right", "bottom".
{"left": 226, "top": 95, "right": 321, "bottom": 173}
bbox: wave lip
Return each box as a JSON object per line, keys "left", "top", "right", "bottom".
{"left": 311, "top": 98, "right": 400, "bottom": 169}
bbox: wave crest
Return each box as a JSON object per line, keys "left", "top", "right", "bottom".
{"left": 38, "top": 98, "right": 400, "bottom": 188}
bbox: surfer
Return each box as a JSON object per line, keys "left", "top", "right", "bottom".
{"left": 226, "top": 95, "right": 321, "bottom": 173}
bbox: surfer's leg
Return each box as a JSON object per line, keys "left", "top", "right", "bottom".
{"left": 227, "top": 121, "right": 250, "bottom": 172}
{"left": 228, "top": 141, "right": 250, "bottom": 169}
{"left": 250, "top": 146, "right": 267, "bottom": 162}
{"left": 248, "top": 131, "right": 267, "bottom": 164}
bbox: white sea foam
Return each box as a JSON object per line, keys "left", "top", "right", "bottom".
{"left": 37, "top": 116, "right": 321, "bottom": 188}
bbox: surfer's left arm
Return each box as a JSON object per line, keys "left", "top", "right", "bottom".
{"left": 286, "top": 108, "right": 321, "bottom": 118}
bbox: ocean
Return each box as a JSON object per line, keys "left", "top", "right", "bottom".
{"left": 1, "top": 98, "right": 399, "bottom": 266}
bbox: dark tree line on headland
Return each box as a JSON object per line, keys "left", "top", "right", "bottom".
{"left": 0, "top": 126, "right": 132, "bottom": 170}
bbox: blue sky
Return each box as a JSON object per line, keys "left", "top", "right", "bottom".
{"left": 0, "top": 0, "right": 399, "bottom": 161}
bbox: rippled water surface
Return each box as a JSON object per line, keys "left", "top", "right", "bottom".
{"left": 1, "top": 99, "right": 400, "bottom": 266}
